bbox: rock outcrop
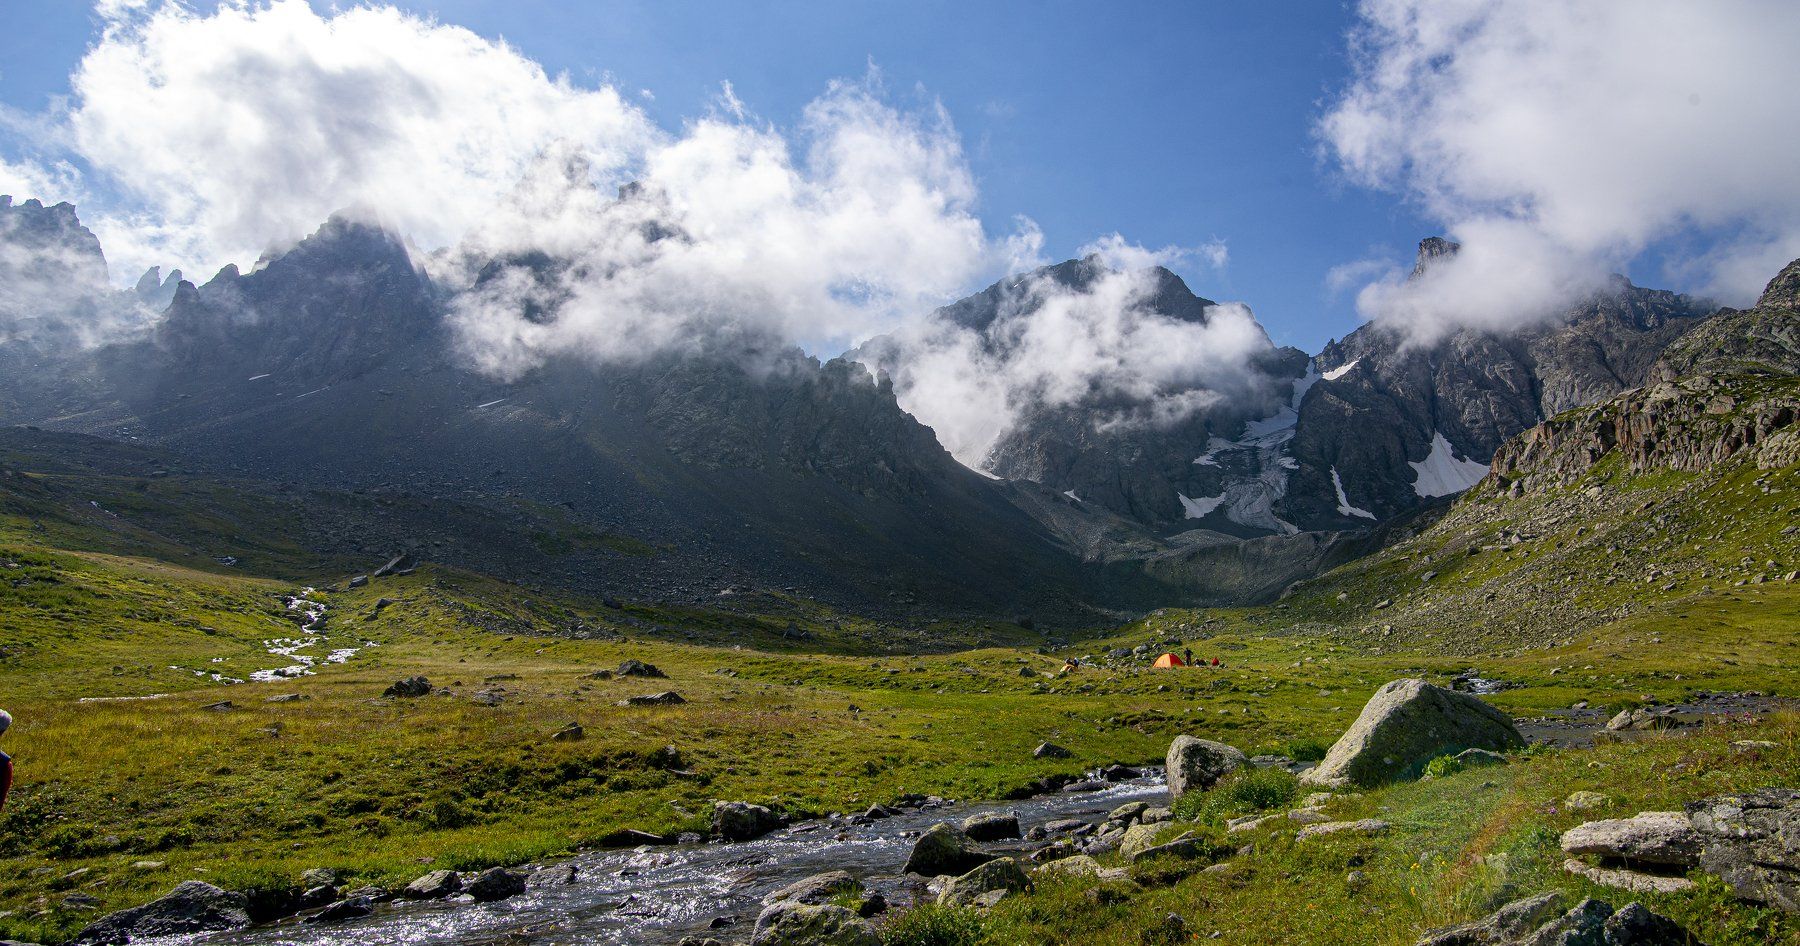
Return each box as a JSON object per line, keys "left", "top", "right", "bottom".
{"left": 72, "top": 882, "right": 251, "bottom": 945}
{"left": 1687, "top": 787, "right": 1800, "bottom": 912}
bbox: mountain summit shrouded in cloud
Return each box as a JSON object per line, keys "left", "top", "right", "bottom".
{"left": 1319, "top": 0, "right": 1800, "bottom": 341}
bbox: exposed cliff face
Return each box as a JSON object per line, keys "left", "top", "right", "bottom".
{"left": 1489, "top": 259, "right": 1800, "bottom": 493}
{"left": 1285, "top": 239, "right": 1713, "bottom": 529}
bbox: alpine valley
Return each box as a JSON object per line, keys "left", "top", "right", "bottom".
{"left": 3, "top": 189, "right": 1797, "bottom": 946}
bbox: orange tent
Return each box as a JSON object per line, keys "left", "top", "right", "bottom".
{"left": 1151, "top": 653, "right": 1186, "bottom": 668}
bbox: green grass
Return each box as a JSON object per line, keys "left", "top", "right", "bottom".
{"left": 0, "top": 421, "right": 1796, "bottom": 943}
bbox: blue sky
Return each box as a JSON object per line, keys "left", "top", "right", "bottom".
{"left": 1, "top": 0, "right": 1432, "bottom": 353}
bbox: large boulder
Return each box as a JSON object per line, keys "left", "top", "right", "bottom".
{"left": 937, "top": 858, "right": 1030, "bottom": 907}
{"left": 750, "top": 902, "right": 881, "bottom": 946}
{"left": 72, "top": 882, "right": 251, "bottom": 945}
{"left": 1301, "top": 679, "right": 1523, "bottom": 788}
{"left": 1165, "top": 736, "right": 1246, "bottom": 798}
{"left": 714, "top": 801, "right": 783, "bottom": 842}
{"left": 902, "top": 823, "right": 997, "bottom": 877}
{"left": 618, "top": 659, "right": 667, "bottom": 678}
{"left": 1560, "top": 812, "right": 1703, "bottom": 867}
{"left": 1687, "top": 787, "right": 1800, "bottom": 911}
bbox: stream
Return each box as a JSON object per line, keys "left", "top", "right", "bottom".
{"left": 187, "top": 774, "right": 1167, "bottom": 946}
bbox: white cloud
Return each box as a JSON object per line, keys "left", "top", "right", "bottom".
{"left": 68, "top": 0, "right": 656, "bottom": 279}
{"left": 444, "top": 76, "right": 1010, "bottom": 377}
{"left": 863, "top": 246, "right": 1279, "bottom": 467}
{"left": 1321, "top": 0, "right": 1800, "bottom": 335}
{"left": 19, "top": 0, "right": 1028, "bottom": 377}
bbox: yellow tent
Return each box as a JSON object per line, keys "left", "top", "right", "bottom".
{"left": 1151, "top": 653, "right": 1186, "bottom": 668}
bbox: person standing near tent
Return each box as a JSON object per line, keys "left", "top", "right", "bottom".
{"left": 1183, "top": 647, "right": 1193, "bottom": 666}
{"left": 0, "top": 709, "right": 13, "bottom": 815}
{"left": 1211, "top": 657, "right": 1220, "bottom": 667}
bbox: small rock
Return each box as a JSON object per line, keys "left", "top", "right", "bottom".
{"left": 1033, "top": 741, "right": 1072, "bottom": 759}
{"left": 750, "top": 903, "right": 880, "bottom": 946}
{"left": 1565, "top": 790, "right": 1611, "bottom": 812}
{"left": 466, "top": 867, "right": 526, "bottom": 903}
{"left": 1296, "top": 819, "right": 1391, "bottom": 841}
{"left": 960, "top": 812, "right": 1021, "bottom": 842}
{"left": 617, "top": 659, "right": 666, "bottom": 678}
{"left": 714, "top": 801, "right": 783, "bottom": 842}
{"left": 401, "top": 870, "right": 461, "bottom": 900}
{"left": 303, "top": 898, "right": 372, "bottom": 925}
{"left": 382, "top": 676, "right": 431, "bottom": 699}
{"left": 619, "top": 691, "right": 685, "bottom": 706}
{"left": 763, "top": 871, "right": 858, "bottom": 907}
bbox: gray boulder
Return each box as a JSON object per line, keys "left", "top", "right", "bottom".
{"left": 618, "top": 659, "right": 666, "bottom": 678}
{"left": 1302, "top": 679, "right": 1523, "bottom": 788}
{"left": 528, "top": 864, "right": 579, "bottom": 888}
{"left": 1416, "top": 891, "right": 1566, "bottom": 945}
{"left": 1560, "top": 812, "right": 1703, "bottom": 866}
{"left": 1033, "top": 741, "right": 1072, "bottom": 759}
{"left": 763, "top": 871, "right": 858, "bottom": 907}
{"left": 402, "top": 869, "right": 462, "bottom": 899}
{"left": 937, "top": 857, "right": 1030, "bottom": 907}
{"left": 750, "top": 902, "right": 880, "bottom": 946}
{"left": 901, "top": 823, "right": 996, "bottom": 877}
{"left": 1166, "top": 736, "right": 1246, "bottom": 798}
{"left": 72, "top": 882, "right": 251, "bottom": 945}
{"left": 466, "top": 867, "right": 526, "bottom": 902}
{"left": 1687, "top": 787, "right": 1800, "bottom": 911}
{"left": 714, "top": 801, "right": 783, "bottom": 841}
{"left": 960, "top": 812, "right": 1021, "bottom": 842}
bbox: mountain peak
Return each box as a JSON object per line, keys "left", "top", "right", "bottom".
{"left": 1410, "top": 236, "right": 1461, "bottom": 279}
{"left": 1756, "top": 256, "right": 1800, "bottom": 311}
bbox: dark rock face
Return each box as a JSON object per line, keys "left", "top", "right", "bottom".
{"left": 0, "top": 204, "right": 1191, "bottom": 623}
{"left": 72, "top": 881, "right": 251, "bottom": 945}
{"left": 1289, "top": 240, "right": 1713, "bottom": 530}
{"left": 1687, "top": 788, "right": 1800, "bottom": 912}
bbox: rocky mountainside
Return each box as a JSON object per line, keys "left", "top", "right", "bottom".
{"left": 1282, "top": 239, "right": 1713, "bottom": 529}
{"left": 858, "top": 257, "right": 1314, "bottom": 537}
{"left": 0, "top": 207, "right": 1193, "bottom": 622}
{"left": 1277, "top": 255, "right": 1800, "bottom": 654}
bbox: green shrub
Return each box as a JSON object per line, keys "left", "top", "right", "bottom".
{"left": 1421, "top": 755, "right": 1466, "bottom": 779}
{"left": 1174, "top": 766, "right": 1299, "bottom": 824}
{"left": 1281, "top": 736, "right": 1332, "bottom": 762}
{"left": 882, "top": 904, "right": 989, "bottom": 946}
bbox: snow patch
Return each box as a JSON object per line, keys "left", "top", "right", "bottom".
{"left": 1331, "top": 467, "right": 1376, "bottom": 519}
{"left": 1410, "top": 432, "right": 1489, "bottom": 498}
{"left": 475, "top": 398, "right": 508, "bottom": 409}
{"left": 1063, "top": 489, "right": 1081, "bottom": 502}
{"left": 246, "top": 373, "right": 270, "bottom": 381}
{"left": 1178, "top": 492, "right": 1228, "bottom": 519}
{"left": 1322, "top": 359, "right": 1359, "bottom": 381}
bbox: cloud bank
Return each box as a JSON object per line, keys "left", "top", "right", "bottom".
{"left": 1321, "top": 0, "right": 1800, "bottom": 338}
{"left": 862, "top": 241, "right": 1273, "bottom": 467}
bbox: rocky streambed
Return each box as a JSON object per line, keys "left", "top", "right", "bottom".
{"left": 176, "top": 775, "right": 1169, "bottom": 946}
